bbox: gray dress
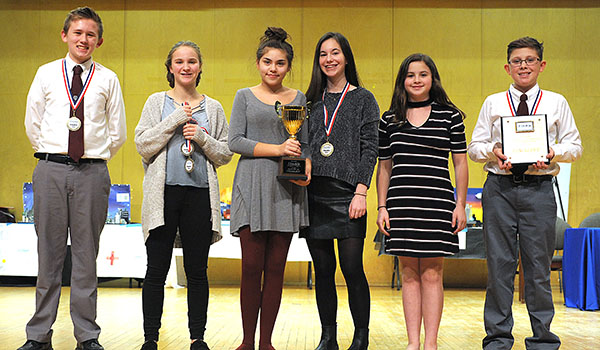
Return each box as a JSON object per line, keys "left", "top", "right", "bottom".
{"left": 228, "top": 88, "right": 309, "bottom": 236}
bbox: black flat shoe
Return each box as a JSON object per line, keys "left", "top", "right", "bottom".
{"left": 75, "top": 339, "right": 104, "bottom": 350}
{"left": 17, "top": 340, "right": 53, "bottom": 350}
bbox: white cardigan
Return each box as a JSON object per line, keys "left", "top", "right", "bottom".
{"left": 134, "top": 92, "right": 233, "bottom": 242}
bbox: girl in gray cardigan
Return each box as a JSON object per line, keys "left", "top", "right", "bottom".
{"left": 134, "top": 41, "right": 232, "bottom": 350}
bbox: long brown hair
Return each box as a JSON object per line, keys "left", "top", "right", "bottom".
{"left": 389, "top": 53, "right": 465, "bottom": 124}
{"left": 305, "top": 32, "right": 361, "bottom": 104}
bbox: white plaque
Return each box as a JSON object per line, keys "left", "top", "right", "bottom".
{"left": 501, "top": 114, "right": 549, "bottom": 165}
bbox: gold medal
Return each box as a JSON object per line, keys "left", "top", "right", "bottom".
{"left": 320, "top": 142, "right": 334, "bottom": 157}
{"left": 67, "top": 117, "right": 82, "bottom": 131}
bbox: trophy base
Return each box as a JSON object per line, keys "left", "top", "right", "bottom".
{"left": 277, "top": 156, "right": 307, "bottom": 181}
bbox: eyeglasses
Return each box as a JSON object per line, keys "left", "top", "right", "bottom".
{"left": 508, "top": 57, "right": 541, "bottom": 67}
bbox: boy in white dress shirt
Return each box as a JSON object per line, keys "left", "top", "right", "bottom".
{"left": 468, "top": 37, "right": 582, "bottom": 350}
{"left": 20, "top": 6, "right": 126, "bottom": 350}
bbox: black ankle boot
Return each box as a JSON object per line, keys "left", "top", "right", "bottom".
{"left": 346, "top": 328, "right": 368, "bottom": 350}
{"left": 315, "top": 324, "right": 338, "bottom": 350}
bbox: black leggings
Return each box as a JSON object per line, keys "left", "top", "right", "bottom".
{"left": 142, "top": 185, "right": 213, "bottom": 341}
{"left": 307, "top": 237, "right": 370, "bottom": 328}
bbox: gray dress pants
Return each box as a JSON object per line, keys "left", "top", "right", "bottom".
{"left": 26, "top": 160, "right": 110, "bottom": 343}
{"left": 482, "top": 174, "right": 560, "bottom": 350}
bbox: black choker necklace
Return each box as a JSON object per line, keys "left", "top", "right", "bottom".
{"left": 407, "top": 98, "right": 433, "bottom": 108}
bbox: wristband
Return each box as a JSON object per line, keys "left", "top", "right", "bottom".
{"left": 353, "top": 192, "right": 367, "bottom": 197}
{"left": 378, "top": 205, "right": 386, "bottom": 209}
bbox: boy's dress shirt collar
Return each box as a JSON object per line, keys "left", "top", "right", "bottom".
{"left": 508, "top": 84, "right": 540, "bottom": 114}
{"left": 64, "top": 54, "right": 93, "bottom": 83}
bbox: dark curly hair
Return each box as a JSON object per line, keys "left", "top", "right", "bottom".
{"left": 256, "top": 27, "right": 294, "bottom": 68}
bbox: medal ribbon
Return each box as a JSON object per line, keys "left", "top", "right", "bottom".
{"left": 185, "top": 120, "right": 197, "bottom": 153}
{"left": 175, "top": 100, "right": 205, "bottom": 153}
{"left": 506, "top": 89, "right": 542, "bottom": 116}
{"left": 322, "top": 82, "right": 350, "bottom": 137}
{"left": 172, "top": 101, "right": 204, "bottom": 113}
{"left": 183, "top": 102, "right": 193, "bottom": 153}
{"left": 62, "top": 59, "right": 95, "bottom": 111}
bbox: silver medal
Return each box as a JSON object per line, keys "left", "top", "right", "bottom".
{"left": 181, "top": 142, "right": 194, "bottom": 156}
{"left": 67, "top": 117, "right": 81, "bottom": 131}
{"left": 184, "top": 157, "right": 195, "bottom": 173}
{"left": 320, "top": 142, "right": 334, "bottom": 157}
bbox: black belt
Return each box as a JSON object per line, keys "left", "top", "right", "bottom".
{"left": 34, "top": 152, "right": 105, "bottom": 166}
{"left": 489, "top": 172, "right": 553, "bottom": 184}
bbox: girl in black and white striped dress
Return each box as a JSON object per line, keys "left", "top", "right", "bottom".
{"left": 376, "top": 53, "right": 468, "bottom": 350}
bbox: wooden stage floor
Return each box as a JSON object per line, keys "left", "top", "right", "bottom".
{"left": 1, "top": 282, "right": 598, "bottom": 350}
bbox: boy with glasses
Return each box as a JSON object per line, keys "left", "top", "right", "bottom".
{"left": 468, "top": 37, "right": 582, "bottom": 349}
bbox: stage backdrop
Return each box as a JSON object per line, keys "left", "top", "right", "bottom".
{"left": 0, "top": 1, "right": 598, "bottom": 286}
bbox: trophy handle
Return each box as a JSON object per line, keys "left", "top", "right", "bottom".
{"left": 274, "top": 101, "right": 282, "bottom": 117}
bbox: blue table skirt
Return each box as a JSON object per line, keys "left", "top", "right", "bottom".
{"left": 563, "top": 227, "right": 600, "bottom": 310}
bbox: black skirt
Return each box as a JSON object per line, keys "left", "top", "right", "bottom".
{"left": 300, "top": 176, "right": 366, "bottom": 239}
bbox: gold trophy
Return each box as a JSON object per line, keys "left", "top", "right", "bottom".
{"left": 275, "top": 101, "right": 307, "bottom": 180}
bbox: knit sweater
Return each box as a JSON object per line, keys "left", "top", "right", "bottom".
{"left": 307, "top": 87, "right": 380, "bottom": 187}
{"left": 134, "top": 92, "right": 233, "bottom": 242}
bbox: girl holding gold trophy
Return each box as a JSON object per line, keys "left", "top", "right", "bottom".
{"left": 228, "top": 27, "right": 310, "bottom": 350}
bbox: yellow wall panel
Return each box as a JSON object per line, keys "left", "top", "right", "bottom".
{"left": 575, "top": 7, "right": 600, "bottom": 97}
{"left": 568, "top": 96, "right": 600, "bottom": 225}
{"left": 213, "top": 2, "right": 305, "bottom": 105}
